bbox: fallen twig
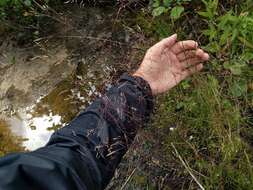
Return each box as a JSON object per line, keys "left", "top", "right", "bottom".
{"left": 171, "top": 143, "right": 205, "bottom": 190}
{"left": 120, "top": 168, "right": 137, "bottom": 190}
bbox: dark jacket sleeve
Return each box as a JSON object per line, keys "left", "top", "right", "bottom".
{"left": 0, "top": 73, "right": 153, "bottom": 190}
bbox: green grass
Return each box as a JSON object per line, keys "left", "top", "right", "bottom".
{"left": 138, "top": 0, "right": 253, "bottom": 189}
{"left": 0, "top": 0, "right": 61, "bottom": 34}
{"left": 154, "top": 73, "right": 252, "bottom": 189}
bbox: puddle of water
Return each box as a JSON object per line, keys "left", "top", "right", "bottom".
{"left": 6, "top": 111, "right": 62, "bottom": 151}
{"left": 1, "top": 79, "right": 77, "bottom": 151}
{"left": 1, "top": 75, "right": 106, "bottom": 151}
{"left": 0, "top": 61, "right": 116, "bottom": 151}
{"left": 0, "top": 5, "right": 138, "bottom": 153}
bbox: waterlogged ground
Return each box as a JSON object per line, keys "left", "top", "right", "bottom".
{"left": 0, "top": 5, "right": 143, "bottom": 151}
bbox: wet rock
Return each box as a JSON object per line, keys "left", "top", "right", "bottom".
{"left": 0, "top": 41, "right": 75, "bottom": 112}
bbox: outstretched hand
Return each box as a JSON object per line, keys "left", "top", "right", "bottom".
{"left": 133, "top": 34, "right": 209, "bottom": 95}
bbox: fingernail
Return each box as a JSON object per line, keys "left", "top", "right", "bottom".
{"left": 205, "top": 53, "right": 210, "bottom": 60}
{"left": 198, "top": 49, "right": 203, "bottom": 54}
{"left": 198, "top": 64, "right": 204, "bottom": 70}
{"left": 172, "top": 33, "right": 177, "bottom": 40}
{"left": 196, "top": 49, "right": 203, "bottom": 56}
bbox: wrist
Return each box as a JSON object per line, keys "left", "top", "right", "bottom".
{"left": 133, "top": 71, "right": 156, "bottom": 95}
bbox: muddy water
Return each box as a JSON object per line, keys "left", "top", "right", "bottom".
{"left": 0, "top": 5, "right": 142, "bottom": 151}
{"left": 0, "top": 40, "right": 76, "bottom": 150}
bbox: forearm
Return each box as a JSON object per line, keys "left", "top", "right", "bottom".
{"left": 0, "top": 73, "right": 153, "bottom": 190}
{"left": 0, "top": 34, "right": 209, "bottom": 190}
{"left": 42, "top": 73, "right": 154, "bottom": 187}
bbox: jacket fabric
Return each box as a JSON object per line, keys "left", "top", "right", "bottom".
{"left": 0, "top": 73, "right": 153, "bottom": 190}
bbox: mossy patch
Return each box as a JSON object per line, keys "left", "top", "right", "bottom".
{"left": 0, "top": 119, "right": 25, "bottom": 156}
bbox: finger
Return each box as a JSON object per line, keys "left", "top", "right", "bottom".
{"left": 154, "top": 34, "right": 177, "bottom": 51}
{"left": 196, "top": 49, "right": 210, "bottom": 61}
{"left": 177, "top": 49, "right": 209, "bottom": 62}
{"left": 171, "top": 40, "right": 198, "bottom": 54}
{"left": 181, "top": 58, "right": 204, "bottom": 69}
{"left": 181, "top": 64, "right": 203, "bottom": 79}
{"left": 177, "top": 50, "right": 197, "bottom": 62}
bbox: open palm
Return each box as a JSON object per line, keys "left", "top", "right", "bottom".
{"left": 134, "top": 34, "right": 209, "bottom": 95}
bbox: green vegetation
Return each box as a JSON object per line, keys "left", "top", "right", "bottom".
{"left": 152, "top": 0, "right": 189, "bottom": 19}
{"left": 0, "top": 0, "right": 38, "bottom": 22}
{"left": 138, "top": 0, "right": 253, "bottom": 189}
{"left": 0, "top": 0, "right": 56, "bottom": 38}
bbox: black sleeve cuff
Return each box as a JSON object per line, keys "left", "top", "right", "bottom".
{"left": 118, "top": 73, "right": 154, "bottom": 119}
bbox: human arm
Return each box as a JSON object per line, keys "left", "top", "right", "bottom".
{"left": 0, "top": 74, "right": 153, "bottom": 190}
{"left": 0, "top": 34, "right": 209, "bottom": 190}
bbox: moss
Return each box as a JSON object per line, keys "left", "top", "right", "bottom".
{"left": 0, "top": 119, "right": 25, "bottom": 155}
{"left": 31, "top": 78, "right": 80, "bottom": 129}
